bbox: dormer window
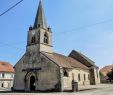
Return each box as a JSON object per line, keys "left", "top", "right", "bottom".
{"left": 44, "top": 32, "right": 48, "bottom": 44}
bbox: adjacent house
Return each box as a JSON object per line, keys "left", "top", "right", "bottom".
{"left": 0, "top": 61, "right": 14, "bottom": 88}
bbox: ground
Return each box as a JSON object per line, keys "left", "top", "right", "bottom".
{"left": 0, "top": 84, "right": 113, "bottom": 95}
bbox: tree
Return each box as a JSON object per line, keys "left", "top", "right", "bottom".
{"left": 107, "top": 67, "right": 113, "bottom": 82}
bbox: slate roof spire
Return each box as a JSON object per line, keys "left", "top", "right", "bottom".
{"left": 34, "top": 0, "right": 47, "bottom": 29}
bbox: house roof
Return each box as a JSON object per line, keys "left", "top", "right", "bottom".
{"left": 69, "top": 50, "right": 98, "bottom": 68}
{"left": 0, "top": 61, "right": 14, "bottom": 73}
{"left": 100, "top": 65, "right": 113, "bottom": 76}
{"left": 41, "top": 52, "right": 89, "bottom": 70}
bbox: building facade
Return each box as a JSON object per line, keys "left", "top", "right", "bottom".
{"left": 14, "top": 0, "right": 100, "bottom": 92}
{"left": 0, "top": 61, "right": 14, "bottom": 89}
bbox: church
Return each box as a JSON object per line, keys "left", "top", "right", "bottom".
{"left": 13, "top": 0, "right": 100, "bottom": 92}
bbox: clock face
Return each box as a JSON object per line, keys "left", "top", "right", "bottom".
{"left": 32, "top": 30, "right": 35, "bottom": 35}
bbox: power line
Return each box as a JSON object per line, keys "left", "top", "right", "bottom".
{"left": 1, "top": 17, "right": 113, "bottom": 48}
{"left": 0, "top": 0, "right": 24, "bottom": 17}
{"left": 1, "top": 0, "right": 113, "bottom": 50}
{"left": 0, "top": 0, "right": 113, "bottom": 34}
{"left": 0, "top": 41, "right": 24, "bottom": 51}
{"left": 0, "top": 53, "right": 16, "bottom": 58}
{"left": 57, "top": 18, "right": 113, "bottom": 35}
{"left": 1, "top": 18, "right": 113, "bottom": 50}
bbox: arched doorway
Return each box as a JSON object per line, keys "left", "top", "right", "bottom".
{"left": 30, "top": 76, "right": 35, "bottom": 91}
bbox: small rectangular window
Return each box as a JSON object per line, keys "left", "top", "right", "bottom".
{"left": 97, "top": 70, "right": 98, "bottom": 78}
{"left": 78, "top": 74, "right": 80, "bottom": 81}
{"left": 72, "top": 73, "right": 74, "bottom": 80}
{"left": 84, "top": 74, "right": 86, "bottom": 80}
{"left": 88, "top": 74, "right": 90, "bottom": 80}
{"left": 2, "top": 73, "right": 5, "bottom": 78}
{"left": 11, "top": 74, "right": 14, "bottom": 78}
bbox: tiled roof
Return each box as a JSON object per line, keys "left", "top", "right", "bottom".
{"left": 76, "top": 51, "right": 94, "bottom": 64}
{"left": 100, "top": 65, "right": 113, "bottom": 76}
{"left": 41, "top": 52, "right": 89, "bottom": 70}
{"left": 69, "top": 50, "right": 98, "bottom": 68}
{"left": 0, "top": 61, "right": 14, "bottom": 72}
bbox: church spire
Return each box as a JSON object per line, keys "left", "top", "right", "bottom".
{"left": 33, "top": 0, "right": 47, "bottom": 29}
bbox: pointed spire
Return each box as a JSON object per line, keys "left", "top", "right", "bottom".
{"left": 34, "top": 0, "right": 47, "bottom": 29}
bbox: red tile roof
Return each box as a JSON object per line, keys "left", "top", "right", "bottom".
{"left": 0, "top": 61, "right": 14, "bottom": 72}
{"left": 41, "top": 52, "right": 89, "bottom": 70}
{"left": 100, "top": 65, "right": 113, "bottom": 76}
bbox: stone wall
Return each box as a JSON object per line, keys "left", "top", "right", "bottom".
{"left": 63, "top": 68, "right": 90, "bottom": 89}
{"left": 13, "top": 55, "right": 26, "bottom": 90}
{"left": 39, "top": 28, "right": 53, "bottom": 53}
{"left": 94, "top": 68, "right": 100, "bottom": 84}
{"left": 14, "top": 53, "right": 61, "bottom": 91}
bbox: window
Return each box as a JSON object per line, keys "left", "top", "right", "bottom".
{"left": 84, "top": 74, "right": 86, "bottom": 80}
{"left": 31, "top": 36, "right": 35, "bottom": 43}
{"left": 44, "top": 33, "right": 49, "bottom": 44}
{"left": 78, "top": 74, "right": 80, "bottom": 81}
{"left": 2, "top": 73, "right": 5, "bottom": 78}
{"left": 38, "top": 24, "right": 40, "bottom": 27}
{"left": 96, "top": 70, "right": 98, "bottom": 78}
{"left": 2, "top": 82, "right": 4, "bottom": 87}
{"left": 88, "top": 74, "right": 90, "bottom": 80}
{"left": 72, "top": 73, "right": 74, "bottom": 80}
{"left": 64, "top": 70, "right": 69, "bottom": 77}
{"left": 11, "top": 74, "right": 14, "bottom": 78}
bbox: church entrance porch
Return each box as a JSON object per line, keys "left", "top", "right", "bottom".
{"left": 22, "top": 68, "right": 41, "bottom": 91}
{"left": 25, "top": 73, "right": 37, "bottom": 91}
{"left": 30, "top": 76, "right": 35, "bottom": 91}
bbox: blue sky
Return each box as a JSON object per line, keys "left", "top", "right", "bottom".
{"left": 0, "top": 0, "right": 113, "bottom": 68}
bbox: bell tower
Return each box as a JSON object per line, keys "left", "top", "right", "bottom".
{"left": 27, "top": 0, "right": 53, "bottom": 53}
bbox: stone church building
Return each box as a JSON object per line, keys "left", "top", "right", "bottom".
{"left": 14, "top": 0, "right": 100, "bottom": 91}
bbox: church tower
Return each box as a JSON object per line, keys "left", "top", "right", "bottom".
{"left": 27, "top": 0, "right": 53, "bottom": 53}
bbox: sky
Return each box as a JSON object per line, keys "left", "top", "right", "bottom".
{"left": 0, "top": 0, "right": 113, "bottom": 68}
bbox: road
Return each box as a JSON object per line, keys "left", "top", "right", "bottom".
{"left": 0, "top": 84, "right": 113, "bottom": 95}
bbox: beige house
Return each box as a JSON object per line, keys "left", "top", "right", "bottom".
{"left": 0, "top": 61, "right": 14, "bottom": 89}
{"left": 14, "top": 0, "right": 100, "bottom": 92}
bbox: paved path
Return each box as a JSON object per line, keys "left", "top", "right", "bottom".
{"left": 0, "top": 84, "right": 113, "bottom": 95}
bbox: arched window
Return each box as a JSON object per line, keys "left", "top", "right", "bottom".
{"left": 31, "top": 36, "right": 35, "bottom": 43}
{"left": 44, "top": 32, "right": 49, "bottom": 44}
{"left": 64, "top": 70, "right": 69, "bottom": 77}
